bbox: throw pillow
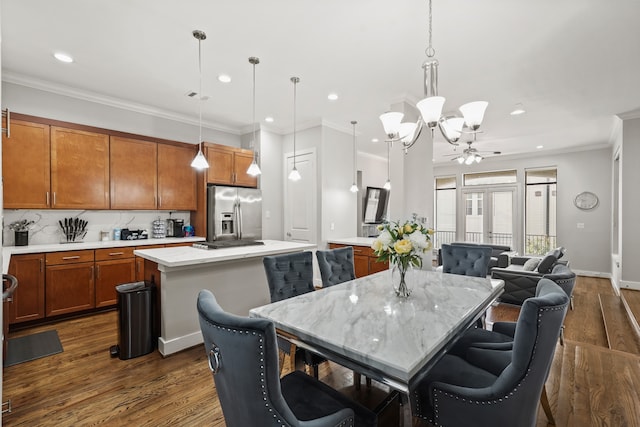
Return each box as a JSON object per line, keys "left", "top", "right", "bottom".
{"left": 537, "top": 254, "right": 557, "bottom": 274}
{"left": 522, "top": 258, "right": 540, "bottom": 271}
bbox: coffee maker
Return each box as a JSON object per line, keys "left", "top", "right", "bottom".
{"left": 172, "top": 219, "right": 185, "bottom": 237}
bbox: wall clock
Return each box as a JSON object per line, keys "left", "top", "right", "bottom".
{"left": 574, "top": 191, "right": 599, "bottom": 210}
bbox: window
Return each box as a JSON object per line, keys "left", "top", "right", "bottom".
{"left": 525, "top": 168, "right": 557, "bottom": 255}
{"left": 435, "top": 176, "right": 456, "bottom": 248}
{"left": 463, "top": 170, "right": 517, "bottom": 186}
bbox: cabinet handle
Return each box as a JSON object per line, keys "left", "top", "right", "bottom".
{"left": 62, "top": 256, "right": 80, "bottom": 260}
{"left": 53, "top": 192, "right": 57, "bottom": 206}
{"left": 46, "top": 192, "right": 50, "bottom": 207}
{"left": 109, "top": 252, "right": 124, "bottom": 256}
{"left": 158, "top": 196, "right": 162, "bottom": 207}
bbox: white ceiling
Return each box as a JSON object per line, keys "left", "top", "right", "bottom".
{"left": 2, "top": 0, "right": 640, "bottom": 162}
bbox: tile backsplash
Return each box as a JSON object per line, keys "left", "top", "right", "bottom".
{"left": 3, "top": 210, "right": 191, "bottom": 246}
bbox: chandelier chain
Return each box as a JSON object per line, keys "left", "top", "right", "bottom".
{"left": 426, "top": 0, "right": 435, "bottom": 58}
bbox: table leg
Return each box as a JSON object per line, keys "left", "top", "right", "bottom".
{"left": 399, "top": 392, "right": 413, "bottom": 427}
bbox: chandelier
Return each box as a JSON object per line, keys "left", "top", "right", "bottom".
{"left": 379, "top": 0, "right": 488, "bottom": 153}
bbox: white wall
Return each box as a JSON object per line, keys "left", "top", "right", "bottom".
{"left": 259, "top": 128, "right": 284, "bottom": 240}
{"left": 435, "top": 147, "right": 612, "bottom": 276}
{"left": 2, "top": 82, "right": 241, "bottom": 147}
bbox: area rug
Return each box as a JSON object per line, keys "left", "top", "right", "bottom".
{"left": 4, "top": 330, "right": 63, "bottom": 367}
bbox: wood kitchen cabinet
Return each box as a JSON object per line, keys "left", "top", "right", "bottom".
{"left": 135, "top": 244, "right": 164, "bottom": 281}
{"left": 45, "top": 250, "right": 95, "bottom": 316}
{"left": 2, "top": 119, "right": 52, "bottom": 208}
{"left": 7, "top": 253, "right": 46, "bottom": 324}
{"left": 328, "top": 243, "right": 389, "bottom": 278}
{"left": 157, "top": 143, "right": 198, "bottom": 210}
{"left": 51, "top": 126, "right": 110, "bottom": 209}
{"left": 110, "top": 136, "right": 158, "bottom": 209}
{"left": 205, "top": 143, "right": 258, "bottom": 188}
{"left": 95, "top": 248, "right": 136, "bottom": 308}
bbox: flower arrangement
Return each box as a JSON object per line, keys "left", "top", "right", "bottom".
{"left": 371, "top": 219, "right": 434, "bottom": 297}
{"left": 8, "top": 219, "right": 35, "bottom": 232}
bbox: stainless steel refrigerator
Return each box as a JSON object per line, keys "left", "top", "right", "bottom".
{"left": 207, "top": 185, "right": 262, "bottom": 242}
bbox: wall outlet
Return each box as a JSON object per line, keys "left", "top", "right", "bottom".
{"left": 265, "top": 210, "right": 271, "bottom": 219}
{"left": 330, "top": 222, "right": 335, "bottom": 231}
{"left": 577, "top": 222, "right": 585, "bottom": 229}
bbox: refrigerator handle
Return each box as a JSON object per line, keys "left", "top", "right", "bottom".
{"left": 237, "top": 199, "right": 243, "bottom": 239}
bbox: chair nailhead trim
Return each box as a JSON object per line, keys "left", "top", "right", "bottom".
{"left": 419, "top": 302, "right": 567, "bottom": 424}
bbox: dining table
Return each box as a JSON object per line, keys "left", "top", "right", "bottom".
{"left": 249, "top": 268, "right": 505, "bottom": 425}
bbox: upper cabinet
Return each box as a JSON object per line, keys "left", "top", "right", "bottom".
{"left": 205, "top": 143, "right": 258, "bottom": 188}
{"left": 2, "top": 119, "right": 52, "bottom": 208}
{"left": 157, "top": 143, "right": 198, "bottom": 210}
{"left": 110, "top": 136, "right": 158, "bottom": 209}
{"left": 51, "top": 126, "right": 110, "bottom": 209}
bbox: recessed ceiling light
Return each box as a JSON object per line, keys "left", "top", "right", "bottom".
{"left": 510, "top": 103, "right": 526, "bottom": 115}
{"left": 327, "top": 93, "right": 339, "bottom": 101}
{"left": 536, "top": 145, "right": 544, "bottom": 149}
{"left": 265, "top": 116, "right": 274, "bottom": 123}
{"left": 53, "top": 52, "right": 73, "bottom": 63}
{"left": 217, "top": 74, "right": 231, "bottom": 83}
{"left": 371, "top": 138, "right": 379, "bottom": 143}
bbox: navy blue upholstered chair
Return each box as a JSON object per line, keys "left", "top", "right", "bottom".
{"left": 197, "top": 290, "right": 377, "bottom": 427}
{"left": 441, "top": 243, "right": 492, "bottom": 277}
{"left": 316, "top": 247, "right": 356, "bottom": 287}
{"left": 263, "top": 251, "right": 326, "bottom": 377}
{"left": 410, "top": 279, "right": 569, "bottom": 427}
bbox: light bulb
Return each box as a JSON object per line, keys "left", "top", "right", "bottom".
{"left": 288, "top": 167, "right": 301, "bottom": 181}
{"left": 350, "top": 183, "right": 359, "bottom": 193}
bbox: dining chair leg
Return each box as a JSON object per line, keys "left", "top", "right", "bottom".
{"left": 540, "top": 385, "right": 556, "bottom": 425}
{"left": 278, "top": 350, "right": 286, "bottom": 376}
{"left": 559, "top": 325, "right": 565, "bottom": 346}
{"left": 289, "top": 343, "right": 297, "bottom": 373}
{"left": 354, "top": 372, "right": 361, "bottom": 390}
{"left": 570, "top": 295, "right": 574, "bottom": 310}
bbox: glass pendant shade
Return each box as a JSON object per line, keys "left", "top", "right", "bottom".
{"left": 416, "top": 96, "right": 446, "bottom": 128}
{"left": 439, "top": 117, "right": 465, "bottom": 143}
{"left": 475, "top": 155, "right": 482, "bottom": 163}
{"left": 350, "top": 183, "right": 359, "bottom": 193}
{"left": 399, "top": 122, "right": 418, "bottom": 143}
{"left": 191, "top": 147, "right": 209, "bottom": 169}
{"left": 383, "top": 179, "right": 391, "bottom": 190}
{"left": 246, "top": 158, "right": 261, "bottom": 176}
{"left": 457, "top": 156, "right": 465, "bottom": 164}
{"left": 379, "top": 112, "right": 404, "bottom": 136}
{"left": 459, "top": 101, "right": 488, "bottom": 131}
{"left": 464, "top": 155, "right": 475, "bottom": 165}
{"left": 288, "top": 166, "right": 301, "bottom": 181}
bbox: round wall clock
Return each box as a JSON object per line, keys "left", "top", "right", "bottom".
{"left": 574, "top": 191, "right": 599, "bottom": 210}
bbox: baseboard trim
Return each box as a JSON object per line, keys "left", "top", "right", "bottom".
{"left": 573, "top": 269, "right": 611, "bottom": 279}
{"left": 158, "top": 331, "right": 203, "bottom": 357}
{"left": 620, "top": 280, "right": 640, "bottom": 291}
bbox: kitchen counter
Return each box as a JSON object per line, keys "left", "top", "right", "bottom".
{"left": 327, "top": 237, "right": 376, "bottom": 247}
{"left": 133, "top": 239, "right": 315, "bottom": 268}
{"left": 136, "top": 239, "right": 316, "bottom": 356}
{"left": 2, "top": 237, "right": 205, "bottom": 275}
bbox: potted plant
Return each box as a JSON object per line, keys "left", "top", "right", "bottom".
{"left": 9, "top": 219, "right": 35, "bottom": 246}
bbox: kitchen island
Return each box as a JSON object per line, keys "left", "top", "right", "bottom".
{"left": 134, "top": 240, "right": 316, "bottom": 356}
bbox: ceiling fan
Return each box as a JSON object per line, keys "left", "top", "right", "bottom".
{"left": 446, "top": 140, "right": 501, "bottom": 165}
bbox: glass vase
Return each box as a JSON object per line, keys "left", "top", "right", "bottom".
{"left": 392, "top": 263, "right": 412, "bottom": 298}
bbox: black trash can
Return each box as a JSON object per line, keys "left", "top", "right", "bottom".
{"left": 110, "top": 281, "right": 156, "bottom": 360}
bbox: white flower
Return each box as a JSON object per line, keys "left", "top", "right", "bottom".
{"left": 376, "top": 230, "right": 393, "bottom": 250}
{"left": 407, "top": 230, "right": 428, "bottom": 250}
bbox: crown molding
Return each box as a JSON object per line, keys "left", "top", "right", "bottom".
{"left": 618, "top": 109, "right": 640, "bottom": 120}
{"left": 2, "top": 71, "right": 241, "bottom": 135}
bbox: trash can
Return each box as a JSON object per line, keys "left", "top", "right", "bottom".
{"left": 109, "top": 281, "right": 156, "bottom": 360}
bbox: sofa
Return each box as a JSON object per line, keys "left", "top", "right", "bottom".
{"left": 437, "top": 242, "right": 514, "bottom": 270}
{"left": 491, "top": 247, "right": 574, "bottom": 305}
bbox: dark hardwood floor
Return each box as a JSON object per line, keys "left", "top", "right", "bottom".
{"left": 2, "top": 276, "right": 639, "bottom": 426}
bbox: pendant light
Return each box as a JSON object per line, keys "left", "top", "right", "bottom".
{"left": 349, "top": 121, "right": 359, "bottom": 193}
{"left": 246, "top": 57, "right": 262, "bottom": 176}
{"left": 288, "top": 77, "right": 301, "bottom": 181}
{"left": 190, "top": 30, "right": 209, "bottom": 170}
{"left": 383, "top": 142, "right": 391, "bottom": 190}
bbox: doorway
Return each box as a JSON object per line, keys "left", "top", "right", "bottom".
{"left": 283, "top": 150, "right": 317, "bottom": 244}
{"left": 460, "top": 186, "right": 518, "bottom": 249}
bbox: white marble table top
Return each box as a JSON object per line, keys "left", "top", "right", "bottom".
{"left": 250, "top": 270, "right": 504, "bottom": 386}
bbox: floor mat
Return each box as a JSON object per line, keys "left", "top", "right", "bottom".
{"left": 4, "top": 330, "right": 63, "bottom": 367}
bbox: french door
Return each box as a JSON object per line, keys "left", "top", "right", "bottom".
{"left": 460, "top": 186, "right": 519, "bottom": 250}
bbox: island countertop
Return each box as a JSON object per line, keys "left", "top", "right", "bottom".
{"left": 327, "top": 237, "right": 376, "bottom": 247}
{"left": 134, "top": 239, "right": 316, "bottom": 268}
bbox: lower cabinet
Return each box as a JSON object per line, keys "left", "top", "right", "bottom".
{"left": 7, "top": 253, "right": 45, "bottom": 324}
{"left": 95, "top": 248, "right": 136, "bottom": 308}
{"left": 45, "top": 250, "right": 96, "bottom": 317}
{"left": 328, "top": 243, "right": 389, "bottom": 278}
